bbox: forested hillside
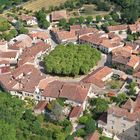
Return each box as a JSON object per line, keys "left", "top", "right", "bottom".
{"left": 0, "top": 92, "right": 72, "bottom": 140}
{"left": 0, "top": 0, "right": 30, "bottom": 13}
{"left": 78, "top": 0, "right": 140, "bottom": 23}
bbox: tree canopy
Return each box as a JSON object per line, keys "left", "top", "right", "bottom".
{"left": 35, "top": 9, "right": 50, "bottom": 29}
{"left": 0, "top": 92, "right": 72, "bottom": 140}
{"left": 44, "top": 44, "right": 101, "bottom": 77}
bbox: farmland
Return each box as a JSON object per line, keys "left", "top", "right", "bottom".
{"left": 23, "top": 0, "right": 67, "bottom": 11}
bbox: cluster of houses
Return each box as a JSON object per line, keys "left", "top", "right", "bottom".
{"left": 98, "top": 93, "right": 140, "bottom": 140}
{"left": 1, "top": 8, "right": 140, "bottom": 140}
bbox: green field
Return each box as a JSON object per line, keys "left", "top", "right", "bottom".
{"left": 23, "top": 0, "right": 67, "bottom": 11}
{"left": 81, "top": 4, "right": 109, "bottom": 17}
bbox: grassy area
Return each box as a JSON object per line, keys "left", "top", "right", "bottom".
{"left": 80, "top": 4, "right": 109, "bottom": 17}
{"left": 0, "top": 0, "right": 9, "bottom": 5}
{"left": 23, "top": 0, "right": 67, "bottom": 11}
{"left": 0, "top": 16, "right": 7, "bottom": 22}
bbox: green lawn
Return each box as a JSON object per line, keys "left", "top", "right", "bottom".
{"left": 80, "top": 4, "right": 109, "bottom": 17}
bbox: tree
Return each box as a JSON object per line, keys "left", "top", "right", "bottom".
{"left": 86, "top": 16, "right": 93, "bottom": 24}
{"left": 36, "top": 9, "right": 50, "bottom": 29}
{"left": 79, "top": 116, "right": 89, "bottom": 124}
{"left": 96, "top": 15, "right": 102, "bottom": 23}
{"left": 104, "top": 15, "right": 111, "bottom": 21}
{"left": 44, "top": 44, "right": 101, "bottom": 77}
{"left": 110, "top": 12, "right": 120, "bottom": 22}
{"left": 2, "top": 33, "right": 13, "bottom": 41}
{"left": 0, "top": 120, "right": 17, "bottom": 140}
{"left": 9, "top": 29, "right": 18, "bottom": 37}
{"left": 69, "top": 17, "right": 76, "bottom": 25}
{"left": 128, "top": 81, "right": 136, "bottom": 96}
{"left": 59, "top": 18, "right": 67, "bottom": 27}
{"left": 101, "top": 23, "right": 109, "bottom": 32}
{"left": 90, "top": 98, "right": 109, "bottom": 114}
{"left": 0, "top": 92, "right": 72, "bottom": 139}
{"left": 111, "top": 92, "right": 127, "bottom": 105}
{"left": 78, "top": 16, "right": 85, "bottom": 24}
{"left": 0, "top": 20, "right": 11, "bottom": 32}
{"left": 76, "top": 129, "right": 86, "bottom": 137}
{"left": 18, "top": 27, "right": 29, "bottom": 34}
{"left": 127, "top": 34, "right": 134, "bottom": 41}
{"left": 85, "top": 118, "right": 96, "bottom": 134}
{"left": 48, "top": 100, "right": 63, "bottom": 120}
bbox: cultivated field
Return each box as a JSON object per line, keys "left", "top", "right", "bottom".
{"left": 23, "top": 0, "right": 67, "bottom": 11}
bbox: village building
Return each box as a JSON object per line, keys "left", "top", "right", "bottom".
{"left": 20, "top": 15, "right": 38, "bottom": 26}
{"left": 69, "top": 106, "right": 83, "bottom": 123}
{"left": 128, "top": 23, "right": 140, "bottom": 33}
{"left": 8, "top": 34, "right": 33, "bottom": 54}
{"left": 51, "top": 29, "right": 77, "bottom": 44}
{"left": 0, "top": 40, "right": 8, "bottom": 51}
{"left": 98, "top": 94, "right": 140, "bottom": 140}
{"left": 42, "top": 81, "right": 92, "bottom": 110}
{"left": 0, "top": 51, "right": 19, "bottom": 65}
{"left": 79, "top": 31, "right": 124, "bottom": 53}
{"left": 81, "top": 66, "right": 113, "bottom": 89}
{"left": 133, "top": 72, "right": 140, "bottom": 87}
{"left": 76, "top": 27, "right": 98, "bottom": 38}
{"left": 107, "top": 25, "right": 128, "bottom": 34}
{"left": 0, "top": 60, "right": 10, "bottom": 74}
{"left": 0, "top": 64, "right": 49, "bottom": 100}
{"left": 18, "top": 41, "right": 51, "bottom": 66}
{"left": 87, "top": 130, "right": 100, "bottom": 140}
{"left": 112, "top": 48, "right": 140, "bottom": 73}
{"left": 29, "top": 31, "right": 51, "bottom": 44}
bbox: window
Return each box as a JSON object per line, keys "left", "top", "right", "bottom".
{"left": 135, "top": 127, "right": 138, "bottom": 131}
{"left": 111, "top": 120, "right": 115, "bottom": 124}
{"left": 121, "top": 123, "right": 126, "bottom": 127}
{"left": 134, "top": 133, "right": 137, "bottom": 137}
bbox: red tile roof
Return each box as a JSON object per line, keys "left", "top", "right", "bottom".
{"left": 108, "top": 25, "right": 128, "bottom": 32}
{"left": 69, "top": 106, "right": 83, "bottom": 118}
{"left": 88, "top": 130, "right": 100, "bottom": 140}
{"left": 0, "top": 64, "right": 46, "bottom": 93}
{"left": 42, "top": 81, "right": 90, "bottom": 103}
{"left": 34, "top": 101, "right": 48, "bottom": 111}
{"left": 29, "top": 31, "right": 49, "bottom": 40}
{"left": 0, "top": 51, "right": 18, "bottom": 58}
{"left": 82, "top": 66, "right": 112, "bottom": 88}
{"left": 108, "top": 94, "right": 140, "bottom": 122}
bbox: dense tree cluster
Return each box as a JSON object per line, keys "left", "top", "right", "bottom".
{"left": 0, "top": 92, "right": 72, "bottom": 140}
{"left": 44, "top": 44, "right": 101, "bottom": 76}
{"left": 0, "top": 18, "right": 28, "bottom": 41}
{"left": 77, "top": 115, "right": 96, "bottom": 137}
{"left": 89, "top": 98, "right": 109, "bottom": 119}
{"left": 0, "top": 0, "right": 30, "bottom": 13}
{"left": 0, "top": 18, "right": 11, "bottom": 32}
{"left": 35, "top": 9, "right": 50, "bottom": 29}
{"left": 110, "top": 0, "right": 140, "bottom": 23}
